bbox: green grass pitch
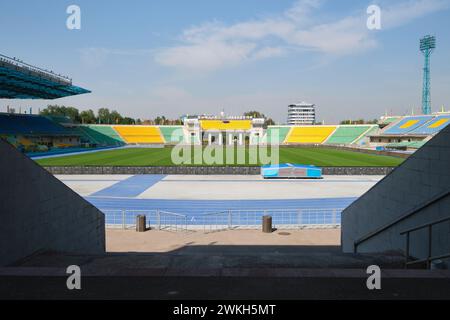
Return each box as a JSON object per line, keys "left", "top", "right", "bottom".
{"left": 35, "top": 146, "right": 404, "bottom": 167}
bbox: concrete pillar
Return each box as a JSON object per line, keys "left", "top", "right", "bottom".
{"left": 238, "top": 133, "right": 243, "bottom": 146}
{"left": 228, "top": 133, "right": 233, "bottom": 145}
{"left": 218, "top": 132, "right": 223, "bottom": 145}
{"left": 136, "top": 215, "right": 146, "bottom": 232}
{"left": 262, "top": 215, "right": 272, "bottom": 233}
{"left": 208, "top": 133, "right": 212, "bottom": 145}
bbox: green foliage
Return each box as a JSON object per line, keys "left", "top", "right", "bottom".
{"left": 40, "top": 105, "right": 80, "bottom": 123}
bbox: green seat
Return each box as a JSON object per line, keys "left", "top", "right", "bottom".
{"left": 326, "top": 126, "right": 374, "bottom": 144}
{"left": 159, "top": 126, "right": 185, "bottom": 144}
{"left": 78, "top": 125, "right": 125, "bottom": 146}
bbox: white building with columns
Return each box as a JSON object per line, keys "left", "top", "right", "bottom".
{"left": 183, "top": 114, "right": 265, "bottom": 145}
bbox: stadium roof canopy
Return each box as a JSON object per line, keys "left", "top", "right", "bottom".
{"left": 0, "top": 54, "right": 90, "bottom": 99}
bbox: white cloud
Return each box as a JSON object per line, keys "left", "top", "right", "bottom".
{"left": 79, "top": 48, "right": 153, "bottom": 68}
{"left": 155, "top": 0, "right": 448, "bottom": 72}
{"left": 381, "top": 0, "right": 450, "bottom": 29}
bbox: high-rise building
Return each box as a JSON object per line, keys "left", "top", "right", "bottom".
{"left": 287, "top": 102, "right": 316, "bottom": 125}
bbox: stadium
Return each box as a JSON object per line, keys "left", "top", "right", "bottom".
{"left": 1, "top": 30, "right": 449, "bottom": 300}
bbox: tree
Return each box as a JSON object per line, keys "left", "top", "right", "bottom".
{"left": 264, "top": 118, "right": 275, "bottom": 126}
{"left": 243, "top": 110, "right": 275, "bottom": 128}
{"left": 244, "top": 111, "right": 264, "bottom": 118}
{"left": 110, "top": 110, "right": 123, "bottom": 124}
{"left": 40, "top": 105, "right": 80, "bottom": 123}
{"left": 80, "top": 109, "right": 96, "bottom": 124}
{"left": 122, "top": 117, "right": 136, "bottom": 125}
{"left": 97, "top": 108, "right": 111, "bottom": 124}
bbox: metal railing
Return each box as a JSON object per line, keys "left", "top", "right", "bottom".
{"left": 0, "top": 53, "right": 72, "bottom": 84}
{"left": 400, "top": 215, "right": 450, "bottom": 269}
{"left": 102, "top": 208, "right": 343, "bottom": 232}
{"left": 353, "top": 190, "right": 449, "bottom": 253}
{"left": 198, "top": 208, "right": 343, "bottom": 232}
{"left": 104, "top": 210, "right": 187, "bottom": 231}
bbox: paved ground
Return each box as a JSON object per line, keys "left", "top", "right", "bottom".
{"left": 57, "top": 174, "right": 383, "bottom": 200}
{"left": 106, "top": 229, "right": 341, "bottom": 252}
{"left": 4, "top": 229, "right": 450, "bottom": 300}
{"left": 55, "top": 174, "right": 382, "bottom": 226}
{"left": 4, "top": 231, "right": 450, "bottom": 299}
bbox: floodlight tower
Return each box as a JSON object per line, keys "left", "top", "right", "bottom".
{"left": 420, "top": 35, "right": 436, "bottom": 115}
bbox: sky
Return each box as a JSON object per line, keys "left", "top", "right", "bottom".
{"left": 1, "top": 0, "right": 450, "bottom": 124}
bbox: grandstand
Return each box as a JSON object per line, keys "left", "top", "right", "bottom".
{"left": 200, "top": 119, "right": 252, "bottom": 131}
{"left": 0, "top": 54, "right": 90, "bottom": 99}
{"left": 159, "top": 126, "right": 185, "bottom": 144}
{"left": 0, "top": 112, "right": 81, "bottom": 152}
{"left": 2, "top": 108, "right": 449, "bottom": 157}
{"left": 369, "top": 112, "right": 450, "bottom": 150}
{"left": 77, "top": 125, "right": 125, "bottom": 147}
{"left": 113, "top": 125, "right": 164, "bottom": 144}
{"left": 409, "top": 114, "right": 450, "bottom": 135}
{"left": 324, "top": 125, "right": 376, "bottom": 145}
{"left": 261, "top": 126, "right": 291, "bottom": 144}
{"left": 382, "top": 115, "right": 433, "bottom": 135}
{"left": 285, "top": 126, "right": 337, "bottom": 144}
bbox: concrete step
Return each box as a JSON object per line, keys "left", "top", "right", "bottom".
{"left": 13, "top": 248, "right": 407, "bottom": 271}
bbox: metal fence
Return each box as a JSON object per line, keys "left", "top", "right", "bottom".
{"left": 103, "top": 208, "right": 343, "bottom": 232}
{"left": 104, "top": 210, "right": 188, "bottom": 231}
{"left": 198, "top": 208, "right": 343, "bottom": 232}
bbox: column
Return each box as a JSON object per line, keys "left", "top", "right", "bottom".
{"left": 218, "top": 132, "right": 223, "bottom": 145}
{"left": 208, "top": 133, "right": 212, "bottom": 145}
{"left": 238, "top": 133, "right": 243, "bottom": 146}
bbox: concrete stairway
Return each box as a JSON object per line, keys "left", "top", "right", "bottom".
{"left": 2, "top": 248, "right": 450, "bottom": 299}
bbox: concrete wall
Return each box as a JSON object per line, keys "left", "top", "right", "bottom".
{"left": 341, "top": 126, "right": 450, "bottom": 260}
{"left": 0, "top": 139, "right": 105, "bottom": 266}
{"left": 42, "top": 166, "right": 395, "bottom": 175}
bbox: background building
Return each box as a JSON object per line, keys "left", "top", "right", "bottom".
{"left": 287, "top": 102, "right": 316, "bottom": 125}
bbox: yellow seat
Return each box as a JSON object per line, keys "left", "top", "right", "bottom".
{"left": 428, "top": 118, "right": 449, "bottom": 128}
{"left": 200, "top": 120, "right": 252, "bottom": 131}
{"left": 18, "top": 137, "right": 34, "bottom": 147}
{"left": 285, "top": 126, "right": 336, "bottom": 144}
{"left": 399, "top": 120, "right": 419, "bottom": 129}
{"left": 113, "top": 126, "right": 164, "bottom": 144}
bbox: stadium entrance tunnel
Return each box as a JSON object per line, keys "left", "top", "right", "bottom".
{"left": 0, "top": 138, "right": 105, "bottom": 267}
{"left": 342, "top": 125, "right": 450, "bottom": 268}
{"left": 1, "top": 133, "right": 450, "bottom": 299}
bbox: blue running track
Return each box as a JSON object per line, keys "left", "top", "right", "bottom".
{"left": 86, "top": 196, "right": 355, "bottom": 226}
{"left": 90, "top": 175, "right": 166, "bottom": 198}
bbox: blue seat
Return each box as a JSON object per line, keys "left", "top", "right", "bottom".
{"left": 0, "top": 113, "right": 69, "bottom": 135}
{"left": 383, "top": 116, "right": 433, "bottom": 135}
{"left": 409, "top": 115, "right": 450, "bottom": 135}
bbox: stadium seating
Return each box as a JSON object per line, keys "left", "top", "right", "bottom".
{"left": 0, "top": 113, "right": 68, "bottom": 135}
{"left": 114, "top": 126, "right": 164, "bottom": 144}
{"left": 409, "top": 115, "right": 450, "bottom": 135}
{"left": 325, "top": 125, "right": 375, "bottom": 145}
{"left": 159, "top": 126, "right": 185, "bottom": 144}
{"left": 285, "top": 126, "right": 337, "bottom": 144}
{"left": 353, "top": 126, "right": 379, "bottom": 146}
{"left": 385, "top": 140, "right": 427, "bottom": 149}
{"left": 379, "top": 116, "right": 401, "bottom": 125}
{"left": 78, "top": 125, "right": 125, "bottom": 146}
{"left": 382, "top": 116, "right": 433, "bottom": 135}
{"left": 261, "top": 126, "right": 291, "bottom": 144}
{"left": 200, "top": 120, "right": 252, "bottom": 131}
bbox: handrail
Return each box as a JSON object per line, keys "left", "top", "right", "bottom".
{"left": 401, "top": 215, "right": 450, "bottom": 269}
{"left": 0, "top": 53, "right": 72, "bottom": 84}
{"left": 400, "top": 215, "right": 450, "bottom": 235}
{"left": 353, "top": 189, "right": 449, "bottom": 252}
